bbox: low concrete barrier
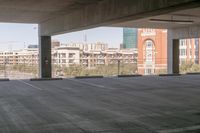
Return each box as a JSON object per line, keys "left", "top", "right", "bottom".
{"left": 75, "top": 76, "right": 103, "bottom": 79}
{"left": 159, "top": 74, "right": 181, "bottom": 76}
{"left": 0, "top": 78, "right": 9, "bottom": 81}
{"left": 118, "top": 74, "right": 142, "bottom": 77}
{"left": 30, "top": 78, "right": 63, "bottom": 81}
{"left": 186, "top": 72, "right": 200, "bottom": 75}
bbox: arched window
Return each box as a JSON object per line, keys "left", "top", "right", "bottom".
{"left": 145, "top": 40, "right": 154, "bottom": 62}
{"left": 144, "top": 40, "right": 155, "bottom": 75}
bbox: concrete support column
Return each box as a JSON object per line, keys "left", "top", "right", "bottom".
{"left": 167, "top": 29, "right": 179, "bottom": 74}
{"left": 39, "top": 36, "right": 52, "bottom": 78}
{"left": 167, "top": 29, "right": 173, "bottom": 74}
{"left": 172, "top": 39, "right": 180, "bottom": 74}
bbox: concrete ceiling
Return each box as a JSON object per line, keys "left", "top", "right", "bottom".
{"left": 0, "top": 0, "right": 102, "bottom": 23}
{"left": 111, "top": 7, "right": 200, "bottom": 29}
{"left": 0, "top": 0, "right": 199, "bottom": 35}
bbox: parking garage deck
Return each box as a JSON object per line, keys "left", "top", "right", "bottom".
{"left": 0, "top": 75, "right": 200, "bottom": 133}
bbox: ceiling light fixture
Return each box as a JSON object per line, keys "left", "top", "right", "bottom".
{"left": 149, "top": 18, "right": 194, "bottom": 25}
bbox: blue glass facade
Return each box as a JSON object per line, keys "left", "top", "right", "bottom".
{"left": 123, "top": 28, "right": 138, "bottom": 48}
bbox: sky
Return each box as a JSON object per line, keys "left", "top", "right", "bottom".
{"left": 0, "top": 23, "right": 38, "bottom": 51}
{"left": 53, "top": 27, "right": 123, "bottom": 48}
{"left": 0, "top": 23, "right": 123, "bottom": 51}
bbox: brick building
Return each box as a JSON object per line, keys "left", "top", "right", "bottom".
{"left": 179, "top": 38, "right": 200, "bottom": 65}
{"left": 137, "top": 29, "right": 168, "bottom": 75}
{"left": 137, "top": 29, "right": 200, "bottom": 75}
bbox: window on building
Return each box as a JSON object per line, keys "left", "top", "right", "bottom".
{"left": 180, "top": 58, "right": 186, "bottom": 65}
{"left": 180, "top": 40, "right": 186, "bottom": 47}
{"left": 61, "top": 53, "right": 66, "bottom": 58}
{"left": 180, "top": 49, "right": 186, "bottom": 56}
{"left": 69, "top": 53, "right": 75, "bottom": 58}
{"left": 69, "top": 59, "right": 74, "bottom": 64}
{"left": 145, "top": 40, "right": 154, "bottom": 63}
{"left": 190, "top": 49, "right": 192, "bottom": 56}
{"left": 62, "top": 60, "right": 66, "bottom": 63}
{"left": 145, "top": 69, "right": 154, "bottom": 75}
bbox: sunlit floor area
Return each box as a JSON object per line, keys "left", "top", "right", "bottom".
{"left": 0, "top": 75, "right": 200, "bottom": 133}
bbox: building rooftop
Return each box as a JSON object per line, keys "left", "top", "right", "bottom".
{"left": 0, "top": 75, "right": 200, "bottom": 132}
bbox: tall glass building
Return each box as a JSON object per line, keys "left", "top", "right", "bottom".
{"left": 123, "top": 28, "right": 138, "bottom": 49}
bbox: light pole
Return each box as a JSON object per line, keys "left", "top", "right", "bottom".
{"left": 23, "top": 56, "right": 25, "bottom": 78}
{"left": 117, "top": 52, "right": 120, "bottom": 75}
{"left": 4, "top": 57, "right": 8, "bottom": 78}
{"left": 118, "top": 59, "right": 120, "bottom": 75}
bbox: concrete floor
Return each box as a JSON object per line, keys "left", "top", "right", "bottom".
{"left": 0, "top": 75, "right": 200, "bottom": 133}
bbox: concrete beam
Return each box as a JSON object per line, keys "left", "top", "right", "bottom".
{"left": 40, "top": 0, "right": 200, "bottom": 36}
{"left": 171, "top": 25, "right": 200, "bottom": 39}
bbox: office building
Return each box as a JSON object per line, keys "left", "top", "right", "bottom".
{"left": 123, "top": 28, "right": 138, "bottom": 48}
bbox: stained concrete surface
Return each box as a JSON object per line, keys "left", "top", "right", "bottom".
{"left": 0, "top": 75, "right": 200, "bottom": 133}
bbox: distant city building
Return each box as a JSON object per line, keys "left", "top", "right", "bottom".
{"left": 120, "top": 43, "right": 124, "bottom": 49}
{"left": 0, "top": 48, "right": 38, "bottom": 66}
{"left": 52, "top": 46, "right": 80, "bottom": 67}
{"left": 123, "top": 28, "right": 138, "bottom": 48}
{"left": 52, "top": 40, "right": 60, "bottom": 48}
{"left": 80, "top": 48, "right": 137, "bottom": 68}
{"left": 17, "top": 48, "right": 39, "bottom": 65}
{"left": 137, "top": 29, "right": 200, "bottom": 75}
{"left": 179, "top": 38, "right": 200, "bottom": 64}
{"left": 137, "top": 29, "right": 167, "bottom": 75}
{"left": 28, "top": 44, "right": 38, "bottom": 49}
{"left": 0, "top": 51, "right": 18, "bottom": 65}
{"left": 0, "top": 42, "right": 137, "bottom": 70}
{"left": 62, "top": 42, "right": 108, "bottom": 51}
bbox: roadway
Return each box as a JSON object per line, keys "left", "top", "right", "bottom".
{"left": 0, "top": 75, "right": 200, "bottom": 133}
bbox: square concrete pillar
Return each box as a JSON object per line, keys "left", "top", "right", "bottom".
{"left": 172, "top": 39, "right": 180, "bottom": 74}
{"left": 167, "top": 30, "right": 173, "bottom": 74}
{"left": 167, "top": 30, "right": 179, "bottom": 74}
{"left": 39, "top": 36, "right": 52, "bottom": 78}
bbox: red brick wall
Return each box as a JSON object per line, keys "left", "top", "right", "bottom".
{"left": 137, "top": 29, "right": 167, "bottom": 75}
